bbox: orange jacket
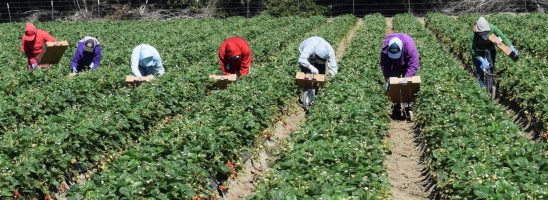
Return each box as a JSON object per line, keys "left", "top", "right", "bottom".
{"left": 21, "top": 23, "right": 56, "bottom": 65}
{"left": 218, "top": 37, "right": 252, "bottom": 76}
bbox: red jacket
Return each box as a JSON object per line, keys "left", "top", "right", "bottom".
{"left": 218, "top": 37, "right": 252, "bottom": 76}
{"left": 21, "top": 23, "right": 56, "bottom": 66}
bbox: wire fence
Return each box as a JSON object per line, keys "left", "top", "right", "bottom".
{"left": 0, "top": 0, "right": 544, "bottom": 23}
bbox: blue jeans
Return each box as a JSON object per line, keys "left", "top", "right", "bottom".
{"left": 473, "top": 48, "right": 496, "bottom": 88}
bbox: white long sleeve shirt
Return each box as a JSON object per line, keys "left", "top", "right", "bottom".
{"left": 131, "top": 44, "right": 165, "bottom": 77}
{"left": 298, "top": 36, "right": 337, "bottom": 75}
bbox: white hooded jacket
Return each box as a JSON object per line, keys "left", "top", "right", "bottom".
{"left": 298, "top": 36, "right": 337, "bottom": 76}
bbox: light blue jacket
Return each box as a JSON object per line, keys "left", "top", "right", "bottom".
{"left": 131, "top": 44, "right": 165, "bottom": 77}
{"left": 298, "top": 36, "right": 337, "bottom": 75}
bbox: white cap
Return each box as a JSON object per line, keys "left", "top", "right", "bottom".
{"left": 476, "top": 17, "right": 490, "bottom": 32}
{"left": 387, "top": 37, "right": 403, "bottom": 59}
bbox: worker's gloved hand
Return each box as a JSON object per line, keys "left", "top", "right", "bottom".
{"left": 89, "top": 63, "right": 95, "bottom": 70}
{"left": 307, "top": 65, "right": 319, "bottom": 74}
{"left": 478, "top": 57, "right": 490, "bottom": 72}
{"left": 31, "top": 63, "right": 37, "bottom": 70}
{"left": 385, "top": 82, "right": 389, "bottom": 91}
{"left": 329, "top": 68, "right": 337, "bottom": 77}
{"left": 510, "top": 46, "right": 519, "bottom": 56}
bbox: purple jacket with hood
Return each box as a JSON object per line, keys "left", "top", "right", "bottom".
{"left": 380, "top": 33, "right": 419, "bottom": 80}
{"left": 71, "top": 36, "right": 102, "bottom": 72}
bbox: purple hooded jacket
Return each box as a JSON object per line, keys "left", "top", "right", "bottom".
{"left": 71, "top": 36, "right": 102, "bottom": 72}
{"left": 380, "top": 33, "right": 419, "bottom": 80}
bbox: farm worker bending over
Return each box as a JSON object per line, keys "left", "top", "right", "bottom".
{"left": 71, "top": 36, "right": 102, "bottom": 73}
{"left": 380, "top": 33, "right": 420, "bottom": 85}
{"left": 297, "top": 36, "right": 337, "bottom": 108}
{"left": 131, "top": 44, "right": 165, "bottom": 78}
{"left": 21, "top": 22, "right": 56, "bottom": 71}
{"left": 472, "top": 16, "right": 518, "bottom": 88}
{"left": 219, "top": 36, "right": 252, "bottom": 77}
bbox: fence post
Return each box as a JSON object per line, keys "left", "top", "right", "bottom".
{"left": 97, "top": 0, "right": 100, "bottom": 19}
{"left": 353, "top": 0, "right": 355, "bottom": 15}
{"left": 51, "top": 0, "right": 54, "bottom": 21}
{"left": 7, "top": 3, "right": 11, "bottom": 22}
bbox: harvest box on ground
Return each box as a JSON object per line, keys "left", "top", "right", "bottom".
{"left": 209, "top": 74, "right": 237, "bottom": 89}
{"left": 126, "top": 75, "right": 154, "bottom": 85}
{"left": 295, "top": 72, "right": 325, "bottom": 89}
{"left": 37, "top": 41, "right": 69, "bottom": 65}
{"left": 387, "top": 76, "right": 421, "bottom": 103}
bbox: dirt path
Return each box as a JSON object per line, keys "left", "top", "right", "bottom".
{"left": 223, "top": 20, "right": 364, "bottom": 199}
{"left": 222, "top": 103, "right": 305, "bottom": 199}
{"left": 336, "top": 18, "right": 364, "bottom": 60}
{"left": 384, "top": 121, "right": 428, "bottom": 200}
{"left": 385, "top": 17, "right": 394, "bottom": 34}
{"left": 419, "top": 16, "right": 541, "bottom": 140}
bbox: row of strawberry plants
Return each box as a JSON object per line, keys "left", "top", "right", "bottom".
{"left": 487, "top": 13, "right": 547, "bottom": 60}
{"left": 67, "top": 15, "right": 357, "bottom": 199}
{"left": 426, "top": 13, "right": 547, "bottom": 138}
{"left": 0, "top": 16, "right": 319, "bottom": 198}
{"left": 250, "top": 13, "right": 391, "bottom": 199}
{"left": 393, "top": 13, "right": 547, "bottom": 199}
{"left": 0, "top": 16, "right": 284, "bottom": 165}
{"left": 0, "top": 16, "right": 284, "bottom": 133}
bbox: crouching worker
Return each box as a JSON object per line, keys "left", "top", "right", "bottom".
{"left": 71, "top": 36, "right": 102, "bottom": 74}
{"left": 131, "top": 44, "right": 165, "bottom": 80}
{"left": 380, "top": 33, "right": 420, "bottom": 119}
{"left": 219, "top": 36, "right": 252, "bottom": 77}
{"left": 297, "top": 36, "right": 337, "bottom": 109}
{"left": 21, "top": 22, "right": 56, "bottom": 71}
{"left": 472, "top": 16, "right": 518, "bottom": 89}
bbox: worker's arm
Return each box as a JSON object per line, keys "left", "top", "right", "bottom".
{"left": 41, "top": 30, "right": 56, "bottom": 42}
{"left": 71, "top": 43, "right": 83, "bottom": 72}
{"left": 130, "top": 46, "right": 142, "bottom": 77}
{"left": 298, "top": 46, "right": 314, "bottom": 68}
{"left": 239, "top": 47, "right": 252, "bottom": 76}
{"left": 327, "top": 45, "right": 337, "bottom": 76}
{"left": 379, "top": 53, "right": 391, "bottom": 80}
{"left": 471, "top": 33, "right": 481, "bottom": 60}
{"left": 155, "top": 53, "right": 165, "bottom": 76}
{"left": 91, "top": 45, "right": 103, "bottom": 70}
{"left": 218, "top": 41, "right": 229, "bottom": 75}
{"left": 404, "top": 39, "right": 420, "bottom": 77}
{"left": 490, "top": 24, "right": 513, "bottom": 47}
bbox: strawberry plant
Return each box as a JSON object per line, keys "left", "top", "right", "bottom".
{"left": 393, "top": 13, "right": 547, "bottom": 199}
{"left": 425, "top": 13, "right": 547, "bottom": 138}
{"left": 251, "top": 13, "right": 391, "bottom": 199}
{"left": 67, "top": 15, "right": 356, "bottom": 199}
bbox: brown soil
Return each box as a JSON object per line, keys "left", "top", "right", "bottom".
{"left": 223, "top": 20, "right": 364, "bottom": 199}
{"left": 386, "top": 17, "right": 394, "bottom": 34}
{"left": 336, "top": 18, "right": 364, "bottom": 60}
{"left": 222, "top": 103, "right": 305, "bottom": 199}
{"left": 384, "top": 121, "right": 428, "bottom": 200}
{"left": 417, "top": 17, "right": 426, "bottom": 26}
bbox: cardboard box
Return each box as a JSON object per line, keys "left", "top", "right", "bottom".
{"left": 488, "top": 34, "right": 512, "bottom": 56}
{"left": 37, "top": 41, "right": 69, "bottom": 65}
{"left": 388, "top": 76, "right": 421, "bottom": 103}
{"left": 209, "top": 74, "right": 237, "bottom": 89}
{"left": 126, "top": 75, "right": 154, "bottom": 84}
{"left": 295, "top": 72, "right": 325, "bottom": 89}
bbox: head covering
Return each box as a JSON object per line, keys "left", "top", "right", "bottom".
{"left": 83, "top": 39, "right": 95, "bottom": 53}
{"left": 139, "top": 45, "right": 156, "bottom": 67}
{"left": 475, "top": 17, "right": 490, "bottom": 32}
{"left": 23, "top": 22, "right": 37, "bottom": 41}
{"left": 387, "top": 37, "right": 403, "bottom": 59}
{"left": 314, "top": 46, "right": 330, "bottom": 60}
{"left": 225, "top": 42, "right": 242, "bottom": 59}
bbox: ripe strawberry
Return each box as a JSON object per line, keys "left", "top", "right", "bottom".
{"left": 14, "top": 190, "right": 20, "bottom": 198}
